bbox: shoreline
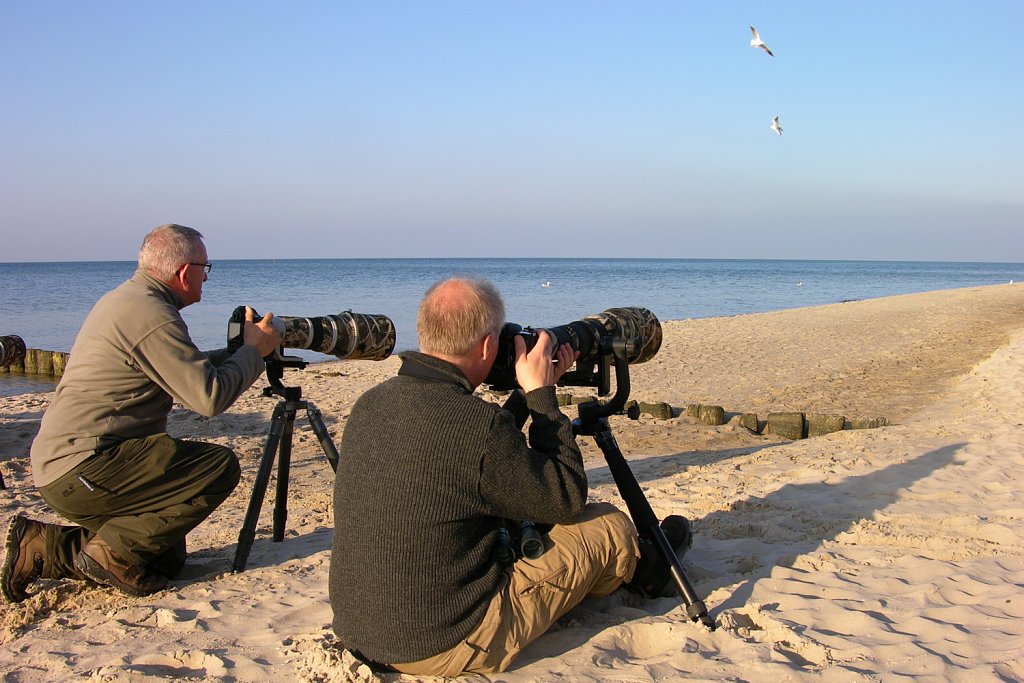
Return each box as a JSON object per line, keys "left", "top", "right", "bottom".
{"left": 2, "top": 282, "right": 1023, "bottom": 681}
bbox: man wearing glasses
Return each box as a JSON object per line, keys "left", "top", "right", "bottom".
{"left": 2, "top": 224, "right": 281, "bottom": 602}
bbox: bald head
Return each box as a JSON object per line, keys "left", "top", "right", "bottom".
{"left": 417, "top": 278, "right": 505, "bottom": 358}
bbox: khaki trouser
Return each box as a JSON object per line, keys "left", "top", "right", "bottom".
{"left": 391, "top": 502, "right": 640, "bottom": 676}
{"left": 37, "top": 433, "right": 240, "bottom": 578}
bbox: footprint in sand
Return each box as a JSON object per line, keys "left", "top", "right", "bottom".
{"left": 719, "top": 604, "right": 833, "bottom": 668}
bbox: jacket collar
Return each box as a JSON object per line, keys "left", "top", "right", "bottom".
{"left": 398, "top": 351, "right": 473, "bottom": 393}
{"left": 131, "top": 269, "right": 185, "bottom": 310}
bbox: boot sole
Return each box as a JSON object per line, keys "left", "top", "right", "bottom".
{"left": 73, "top": 550, "right": 167, "bottom": 597}
{"left": 1, "top": 515, "right": 30, "bottom": 603}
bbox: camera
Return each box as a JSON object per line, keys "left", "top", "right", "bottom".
{"left": 484, "top": 307, "right": 662, "bottom": 392}
{"left": 0, "top": 335, "right": 26, "bottom": 368}
{"left": 227, "top": 306, "right": 396, "bottom": 362}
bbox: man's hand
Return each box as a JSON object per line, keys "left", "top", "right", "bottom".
{"left": 552, "top": 342, "right": 579, "bottom": 384}
{"left": 243, "top": 306, "right": 282, "bottom": 358}
{"left": 514, "top": 330, "right": 577, "bottom": 394}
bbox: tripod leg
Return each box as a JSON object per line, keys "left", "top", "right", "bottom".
{"left": 232, "top": 403, "right": 289, "bottom": 573}
{"left": 592, "top": 422, "right": 716, "bottom": 630}
{"left": 273, "top": 405, "right": 297, "bottom": 543}
{"left": 305, "top": 401, "right": 340, "bottom": 472}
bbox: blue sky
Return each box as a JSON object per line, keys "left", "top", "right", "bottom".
{"left": 2, "top": 1, "right": 1021, "bottom": 262}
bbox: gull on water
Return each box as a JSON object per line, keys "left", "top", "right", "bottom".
{"left": 541, "top": 281, "right": 551, "bottom": 288}
{"left": 749, "top": 25, "right": 773, "bottom": 57}
{"left": 771, "top": 116, "right": 783, "bottom": 135}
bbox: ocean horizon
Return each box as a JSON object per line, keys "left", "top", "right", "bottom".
{"left": 2, "top": 257, "right": 1022, "bottom": 396}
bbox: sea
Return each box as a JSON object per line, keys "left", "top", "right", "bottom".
{"left": 1, "top": 258, "right": 1021, "bottom": 397}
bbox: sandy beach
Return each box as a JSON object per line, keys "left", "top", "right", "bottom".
{"left": 2, "top": 283, "right": 1022, "bottom": 682}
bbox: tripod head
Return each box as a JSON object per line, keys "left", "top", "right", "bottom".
{"left": 571, "top": 336, "right": 634, "bottom": 433}
{"left": 263, "top": 355, "right": 307, "bottom": 402}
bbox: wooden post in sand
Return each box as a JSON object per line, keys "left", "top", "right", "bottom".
{"left": 639, "top": 401, "right": 673, "bottom": 419}
{"left": 849, "top": 416, "right": 888, "bottom": 429}
{"left": 766, "top": 412, "right": 805, "bottom": 439}
{"left": 698, "top": 405, "right": 725, "bottom": 426}
{"left": 51, "top": 351, "right": 69, "bottom": 376}
{"left": 22, "top": 349, "right": 38, "bottom": 374}
{"left": 806, "top": 413, "right": 846, "bottom": 437}
{"left": 34, "top": 349, "right": 54, "bottom": 376}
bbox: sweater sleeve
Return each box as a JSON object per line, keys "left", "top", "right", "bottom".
{"left": 131, "top": 318, "right": 266, "bottom": 417}
{"left": 205, "top": 347, "right": 234, "bottom": 367}
{"left": 500, "top": 389, "right": 530, "bottom": 430}
{"left": 479, "top": 386, "right": 587, "bottom": 525}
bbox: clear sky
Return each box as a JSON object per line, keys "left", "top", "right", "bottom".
{"left": 2, "top": 1, "right": 1021, "bottom": 262}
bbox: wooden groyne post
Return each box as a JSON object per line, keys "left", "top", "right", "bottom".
{"left": 1, "top": 336, "right": 70, "bottom": 377}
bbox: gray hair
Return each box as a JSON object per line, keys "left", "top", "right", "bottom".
{"left": 138, "top": 224, "right": 205, "bottom": 280}
{"left": 417, "top": 277, "right": 505, "bottom": 357}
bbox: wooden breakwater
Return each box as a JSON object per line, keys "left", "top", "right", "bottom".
{"left": 553, "top": 392, "right": 888, "bottom": 440}
{"left": 1, "top": 348, "right": 70, "bottom": 377}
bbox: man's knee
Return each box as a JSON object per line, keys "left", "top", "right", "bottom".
{"left": 215, "top": 446, "right": 241, "bottom": 490}
{"left": 578, "top": 502, "right": 637, "bottom": 547}
{"left": 205, "top": 446, "right": 241, "bottom": 506}
{"left": 573, "top": 502, "right": 639, "bottom": 587}
{"left": 181, "top": 440, "right": 241, "bottom": 494}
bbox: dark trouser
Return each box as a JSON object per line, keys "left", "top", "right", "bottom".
{"left": 38, "top": 433, "right": 240, "bottom": 580}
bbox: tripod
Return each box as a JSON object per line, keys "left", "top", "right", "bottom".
{"left": 570, "top": 338, "right": 716, "bottom": 630}
{"left": 232, "top": 359, "right": 340, "bottom": 573}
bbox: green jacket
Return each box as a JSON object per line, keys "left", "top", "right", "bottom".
{"left": 30, "top": 269, "right": 264, "bottom": 486}
{"left": 329, "top": 351, "right": 587, "bottom": 664}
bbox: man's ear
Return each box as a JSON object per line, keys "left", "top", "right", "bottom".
{"left": 480, "top": 331, "right": 497, "bottom": 363}
{"left": 167, "top": 264, "right": 190, "bottom": 297}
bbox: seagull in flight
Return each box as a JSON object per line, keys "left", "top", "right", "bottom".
{"left": 749, "top": 25, "right": 773, "bottom": 57}
{"left": 770, "top": 116, "right": 783, "bottom": 135}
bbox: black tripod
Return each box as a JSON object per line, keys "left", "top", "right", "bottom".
{"left": 570, "top": 338, "right": 716, "bottom": 630}
{"left": 232, "top": 359, "right": 340, "bottom": 573}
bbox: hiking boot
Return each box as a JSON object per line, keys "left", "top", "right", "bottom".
{"left": 627, "top": 515, "right": 694, "bottom": 599}
{"left": 73, "top": 536, "right": 168, "bottom": 597}
{"left": 1, "top": 515, "right": 47, "bottom": 603}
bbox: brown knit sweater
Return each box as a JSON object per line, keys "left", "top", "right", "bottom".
{"left": 329, "top": 351, "right": 587, "bottom": 664}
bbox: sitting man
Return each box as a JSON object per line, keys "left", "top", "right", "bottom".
{"left": 2, "top": 223, "right": 281, "bottom": 602}
{"left": 329, "top": 277, "right": 691, "bottom": 675}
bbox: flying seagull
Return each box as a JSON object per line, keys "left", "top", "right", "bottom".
{"left": 770, "top": 116, "right": 783, "bottom": 135}
{"left": 749, "top": 25, "right": 773, "bottom": 57}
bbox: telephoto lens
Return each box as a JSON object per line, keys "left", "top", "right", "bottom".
{"left": 228, "top": 307, "right": 396, "bottom": 361}
{"left": 484, "top": 307, "right": 662, "bottom": 390}
{"left": 277, "top": 312, "right": 396, "bottom": 360}
{"left": 0, "top": 335, "right": 26, "bottom": 368}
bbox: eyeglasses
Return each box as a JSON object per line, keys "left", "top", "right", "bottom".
{"left": 187, "top": 262, "right": 212, "bottom": 274}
